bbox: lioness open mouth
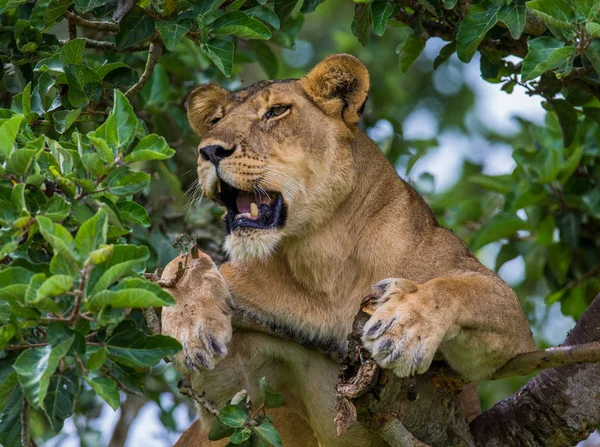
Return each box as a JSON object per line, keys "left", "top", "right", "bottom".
{"left": 215, "top": 180, "right": 287, "bottom": 233}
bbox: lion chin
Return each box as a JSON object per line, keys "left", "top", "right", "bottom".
{"left": 224, "top": 228, "right": 282, "bottom": 263}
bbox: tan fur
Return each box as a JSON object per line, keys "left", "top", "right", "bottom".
{"left": 164, "top": 54, "right": 535, "bottom": 446}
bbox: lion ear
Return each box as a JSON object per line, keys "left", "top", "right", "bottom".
{"left": 300, "top": 54, "right": 370, "bottom": 126}
{"left": 187, "top": 84, "right": 230, "bottom": 136}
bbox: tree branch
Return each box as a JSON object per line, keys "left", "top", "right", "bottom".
{"left": 61, "top": 38, "right": 149, "bottom": 52}
{"left": 471, "top": 293, "right": 600, "bottom": 446}
{"left": 178, "top": 374, "right": 220, "bottom": 418}
{"left": 491, "top": 341, "right": 600, "bottom": 380}
{"left": 63, "top": 11, "right": 120, "bottom": 33}
{"left": 125, "top": 41, "right": 163, "bottom": 99}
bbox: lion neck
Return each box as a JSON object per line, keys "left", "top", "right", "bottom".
{"left": 278, "top": 131, "right": 403, "bottom": 296}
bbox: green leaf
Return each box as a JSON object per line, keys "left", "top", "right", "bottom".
{"left": 259, "top": 377, "right": 283, "bottom": 408}
{"left": 498, "top": 3, "right": 527, "bottom": 39}
{"left": 398, "top": 32, "right": 426, "bottom": 72}
{"left": 254, "top": 421, "right": 283, "bottom": 447}
{"left": 36, "top": 275, "right": 74, "bottom": 300}
{"left": 203, "top": 39, "right": 234, "bottom": 77}
{"left": 274, "top": 0, "right": 299, "bottom": 25}
{"left": 87, "top": 347, "right": 107, "bottom": 371}
{"left": 442, "top": 0, "right": 456, "bottom": 9}
{"left": 37, "top": 216, "right": 77, "bottom": 262}
{"left": 552, "top": 99, "right": 578, "bottom": 148}
{"left": 300, "top": 0, "right": 325, "bottom": 13}
{"left": 91, "top": 90, "right": 137, "bottom": 153}
{"left": 0, "top": 325, "right": 16, "bottom": 350}
{"left": 0, "top": 267, "right": 35, "bottom": 300}
{"left": 124, "top": 134, "right": 175, "bottom": 162}
{"left": 208, "top": 419, "right": 236, "bottom": 440}
{"left": 88, "top": 288, "right": 174, "bottom": 309}
{"left": 114, "top": 277, "right": 175, "bottom": 305}
{"left": 0, "top": 114, "right": 24, "bottom": 161}
{"left": 230, "top": 428, "right": 252, "bottom": 444}
{"left": 527, "top": 0, "right": 576, "bottom": 29}
{"left": 106, "top": 325, "right": 181, "bottom": 368}
{"left": 352, "top": 3, "right": 372, "bottom": 46}
{"left": 470, "top": 214, "right": 530, "bottom": 251}
{"left": 213, "top": 11, "right": 272, "bottom": 39}
{"left": 116, "top": 200, "right": 151, "bottom": 227}
{"left": 87, "top": 244, "right": 148, "bottom": 293}
{"left": 468, "top": 174, "right": 513, "bottom": 194}
{"left": 53, "top": 108, "right": 81, "bottom": 134}
{"left": 456, "top": 4, "right": 500, "bottom": 63}
{"left": 103, "top": 166, "right": 150, "bottom": 195}
{"left": 13, "top": 337, "right": 73, "bottom": 409}
{"left": 0, "top": 379, "right": 22, "bottom": 447}
{"left": 64, "top": 64, "right": 102, "bottom": 108}
{"left": 7, "top": 148, "right": 37, "bottom": 176}
{"left": 75, "top": 209, "right": 108, "bottom": 260}
{"left": 61, "top": 38, "right": 86, "bottom": 65}
{"left": 73, "top": 0, "right": 110, "bottom": 13}
{"left": 84, "top": 376, "right": 120, "bottom": 410}
{"left": 115, "top": 7, "right": 155, "bottom": 50}
{"left": 371, "top": 0, "right": 394, "bottom": 36}
{"left": 245, "top": 5, "right": 281, "bottom": 30}
{"left": 86, "top": 245, "right": 115, "bottom": 266}
{"left": 218, "top": 405, "right": 248, "bottom": 428}
{"left": 44, "top": 193, "right": 71, "bottom": 222}
{"left": 521, "top": 37, "right": 576, "bottom": 81}
{"left": 157, "top": 20, "right": 193, "bottom": 52}
{"left": 250, "top": 41, "right": 278, "bottom": 78}
{"left": 43, "top": 368, "right": 80, "bottom": 433}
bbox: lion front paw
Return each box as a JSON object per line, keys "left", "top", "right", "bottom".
{"left": 160, "top": 251, "right": 233, "bottom": 371}
{"left": 361, "top": 278, "right": 455, "bottom": 378}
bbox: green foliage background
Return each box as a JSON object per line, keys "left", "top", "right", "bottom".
{"left": 0, "top": 0, "right": 599, "bottom": 445}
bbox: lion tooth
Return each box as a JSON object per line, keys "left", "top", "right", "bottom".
{"left": 250, "top": 203, "right": 259, "bottom": 217}
{"left": 217, "top": 180, "right": 221, "bottom": 193}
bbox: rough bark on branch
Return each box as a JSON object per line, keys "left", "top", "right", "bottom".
{"left": 471, "top": 293, "right": 600, "bottom": 446}
{"left": 64, "top": 11, "right": 120, "bottom": 33}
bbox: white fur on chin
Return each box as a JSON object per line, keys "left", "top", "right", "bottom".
{"left": 224, "top": 228, "right": 281, "bottom": 263}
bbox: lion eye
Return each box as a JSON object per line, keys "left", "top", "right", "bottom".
{"left": 209, "top": 116, "right": 222, "bottom": 125}
{"left": 264, "top": 105, "right": 291, "bottom": 120}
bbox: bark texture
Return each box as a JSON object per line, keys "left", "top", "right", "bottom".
{"left": 470, "top": 293, "right": 600, "bottom": 446}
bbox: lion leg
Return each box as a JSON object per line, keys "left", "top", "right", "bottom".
{"left": 362, "top": 274, "right": 535, "bottom": 381}
{"left": 161, "top": 251, "right": 233, "bottom": 372}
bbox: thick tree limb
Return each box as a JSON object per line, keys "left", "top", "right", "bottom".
{"left": 471, "top": 293, "right": 600, "bottom": 446}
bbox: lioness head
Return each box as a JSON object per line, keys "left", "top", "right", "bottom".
{"left": 188, "top": 54, "right": 370, "bottom": 262}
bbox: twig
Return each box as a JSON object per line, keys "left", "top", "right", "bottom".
{"left": 60, "top": 38, "right": 149, "bottom": 52}
{"left": 492, "top": 341, "right": 600, "bottom": 380}
{"left": 125, "top": 41, "right": 163, "bottom": 99}
{"left": 64, "top": 11, "right": 120, "bottom": 33}
{"left": 142, "top": 307, "right": 162, "bottom": 336}
{"left": 178, "top": 374, "right": 220, "bottom": 417}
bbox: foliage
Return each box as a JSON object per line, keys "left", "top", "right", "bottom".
{"left": 208, "top": 378, "right": 284, "bottom": 447}
{"left": 0, "top": 0, "right": 599, "bottom": 444}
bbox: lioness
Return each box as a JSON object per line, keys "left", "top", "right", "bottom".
{"left": 162, "top": 54, "right": 535, "bottom": 446}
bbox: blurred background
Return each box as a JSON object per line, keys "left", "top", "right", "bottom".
{"left": 34, "top": 1, "right": 597, "bottom": 445}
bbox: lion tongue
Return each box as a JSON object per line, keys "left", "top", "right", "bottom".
{"left": 236, "top": 191, "right": 268, "bottom": 214}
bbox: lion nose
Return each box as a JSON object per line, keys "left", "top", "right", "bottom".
{"left": 199, "top": 144, "right": 235, "bottom": 166}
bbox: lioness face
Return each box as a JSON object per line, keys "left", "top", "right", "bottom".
{"left": 187, "top": 54, "right": 370, "bottom": 262}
